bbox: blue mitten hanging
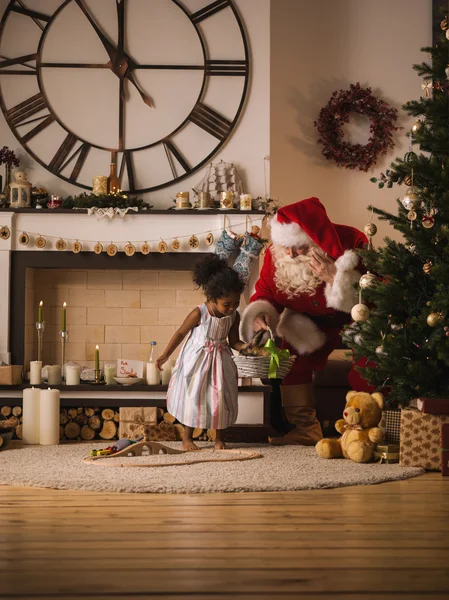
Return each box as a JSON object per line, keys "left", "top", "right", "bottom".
{"left": 233, "top": 231, "right": 264, "bottom": 284}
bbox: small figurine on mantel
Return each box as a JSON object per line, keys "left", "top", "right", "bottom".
{"left": 9, "top": 171, "right": 32, "bottom": 208}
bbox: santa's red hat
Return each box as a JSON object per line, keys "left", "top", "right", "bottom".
{"left": 269, "top": 197, "right": 344, "bottom": 260}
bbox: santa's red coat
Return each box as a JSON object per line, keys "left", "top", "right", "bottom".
{"left": 241, "top": 223, "right": 368, "bottom": 385}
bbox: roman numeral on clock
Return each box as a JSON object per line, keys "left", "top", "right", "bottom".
{"left": 5, "top": 93, "right": 56, "bottom": 143}
{"left": 163, "top": 140, "right": 191, "bottom": 178}
{"left": 191, "top": 0, "right": 231, "bottom": 24}
{"left": 0, "top": 53, "right": 37, "bottom": 75}
{"left": 119, "top": 151, "right": 136, "bottom": 192}
{"left": 48, "top": 133, "right": 91, "bottom": 182}
{"left": 189, "top": 103, "right": 232, "bottom": 140}
{"left": 205, "top": 60, "right": 248, "bottom": 76}
{"left": 10, "top": 2, "right": 52, "bottom": 31}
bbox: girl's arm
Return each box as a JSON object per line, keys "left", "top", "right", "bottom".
{"left": 228, "top": 311, "right": 245, "bottom": 352}
{"left": 156, "top": 307, "right": 201, "bottom": 370}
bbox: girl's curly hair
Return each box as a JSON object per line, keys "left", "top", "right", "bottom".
{"left": 193, "top": 254, "right": 244, "bottom": 300}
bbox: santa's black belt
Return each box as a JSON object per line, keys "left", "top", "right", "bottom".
{"left": 306, "top": 313, "right": 351, "bottom": 329}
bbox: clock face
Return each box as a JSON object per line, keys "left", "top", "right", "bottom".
{"left": 0, "top": 0, "right": 249, "bottom": 193}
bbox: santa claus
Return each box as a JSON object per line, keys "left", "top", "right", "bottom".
{"left": 241, "top": 197, "right": 368, "bottom": 445}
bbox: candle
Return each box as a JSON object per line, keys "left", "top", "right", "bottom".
{"left": 29, "top": 360, "right": 42, "bottom": 385}
{"left": 175, "top": 191, "right": 190, "bottom": 209}
{"left": 95, "top": 345, "right": 100, "bottom": 370}
{"left": 92, "top": 175, "right": 107, "bottom": 196}
{"left": 65, "top": 365, "right": 80, "bottom": 385}
{"left": 104, "top": 364, "right": 116, "bottom": 385}
{"left": 146, "top": 362, "right": 160, "bottom": 385}
{"left": 39, "top": 388, "right": 60, "bottom": 445}
{"left": 161, "top": 360, "right": 173, "bottom": 385}
{"left": 240, "top": 194, "right": 252, "bottom": 210}
{"left": 38, "top": 301, "right": 43, "bottom": 323}
{"left": 47, "top": 365, "right": 62, "bottom": 385}
{"left": 22, "top": 387, "right": 40, "bottom": 445}
{"left": 219, "top": 191, "right": 234, "bottom": 209}
{"left": 62, "top": 302, "right": 67, "bottom": 331}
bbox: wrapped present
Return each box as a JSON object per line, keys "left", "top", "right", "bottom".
{"left": 119, "top": 407, "right": 157, "bottom": 439}
{"left": 145, "top": 422, "right": 176, "bottom": 442}
{"left": 379, "top": 409, "right": 401, "bottom": 444}
{"left": 442, "top": 423, "right": 449, "bottom": 477}
{"left": 400, "top": 408, "right": 449, "bottom": 471}
{"left": 374, "top": 443, "right": 400, "bottom": 464}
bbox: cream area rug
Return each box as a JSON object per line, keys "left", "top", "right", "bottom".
{"left": 0, "top": 443, "right": 424, "bottom": 494}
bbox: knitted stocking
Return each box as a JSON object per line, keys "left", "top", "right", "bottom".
{"left": 215, "top": 229, "right": 242, "bottom": 261}
{"left": 232, "top": 232, "right": 264, "bottom": 284}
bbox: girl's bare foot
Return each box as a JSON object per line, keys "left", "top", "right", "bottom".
{"left": 182, "top": 439, "right": 200, "bottom": 451}
{"left": 214, "top": 440, "right": 227, "bottom": 450}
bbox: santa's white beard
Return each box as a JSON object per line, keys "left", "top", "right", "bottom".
{"left": 272, "top": 245, "right": 323, "bottom": 298}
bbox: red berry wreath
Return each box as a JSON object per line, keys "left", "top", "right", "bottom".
{"left": 314, "top": 83, "right": 399, "bottom": 172}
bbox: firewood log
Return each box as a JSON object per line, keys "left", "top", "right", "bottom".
{"left": 85, "top": 408, "right": 95, "bottom": 417}
{"left": 60, "top": 409, "right": 69, "bottom": 425}
{"left": 88, "top": 415, "right": 102, "bottom": 431}
{"left": 80, "top": 425, "right": 95, "bottom": 440}
{"left": 101, "top": 409, "right": 114, "bottom": 421}
{"left": 15, "top": 424, "right": 22, "bottom": 439}
{"left": 77, "top": 407, "right": 83, "bottom": 414}
{"left": 163, "top": 412, "right": 176, "bottom": 424}
{"left": 207, "top": 429, "right": 216, "bottom": 441}
{"left": 12, "top": 406, "right": 22, "bottom": 417}
{"left": 113, "top": 412, "right": 120, "bottom": 423}
{"left": 68, "top": 408, "right": 77, "bottom": 419}
{"left": 192, "top": 428, "right": 203, "bottom": 439}
{"left": 157, "top": 407, "right": 164, "bottom": 421}
{"left": 1, "top": 406, "right": 11, "bottom": 417}
{"left": 74, "top": 413, "right": 88, "bottom": 426}
{"left": 99, "top": 420, "right": 117, "bottom": 440}
{"left": 64, "top": 422, "right": 81, "bottom": 439}
{"left": 0, "top": 436, "right": 3, "bottom": 448}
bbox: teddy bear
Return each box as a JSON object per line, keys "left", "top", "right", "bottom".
{"left": 316, "top": 390, "right": 384, "bottom": 463}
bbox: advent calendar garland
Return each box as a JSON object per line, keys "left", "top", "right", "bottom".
{"left": 314, "top": 83, "right": 399, "bottom": 172}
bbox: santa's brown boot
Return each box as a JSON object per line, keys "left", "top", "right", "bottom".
{"left": 269, "top": 384, "right": 323, "bottom": 446}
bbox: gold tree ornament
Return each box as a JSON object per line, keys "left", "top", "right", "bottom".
{"left": 363, "top": 223, "right": 377, "bottom": 237}
{"left": 18, "top": 232, "right": 29, "bottom": 245}
{"left": 427, "top": 312, "right": 443, "bottom": 327}
{"left": 94, "top": 242, "right": 103, "bottom": 255}
{"left": 421, "top": 82, "right": 432, "bottom": 97}
{"left": 158, "top": 241, "right": 168, "bottom": 253}
{"left": 359, "top": 272, "right": 377, "bottom": 289}
{"left": 72, "top": 240, "right": 82, "bottom": 253}
{"left": 423, "top": 261, "right": 433, "bottom": 274}
{"left": 403, "top": 174, "right": 413, "bottom": 186}
{"left": 35, "top": 235, "right": 46, "bottom": 249}
{"left": 407, "top": 210, "right": 417, "bottom": 221}
{"left": 171, "top": 238, "right": 181, "bottom": 251}
{"left": 205, "top": 232, "right": 214, "bottom": 246}
{"left": 107, "top": 244, "right": 118, "bottom": 257}
{"left": 188, "top": 235, "right": 200, "bottom": 249}
{"left": 0, "top": 226, "right": 11, "bottom": 240}
{"left": 124, "top": 243, "right": 136, "bottom": 257}
{"left": 411, "top": 119, "right": 421, "bottom": 133}
{"left": 141, "top": 242, "right": 151, "bottom": 255}
{"left": 402, "top": 188, "right": 421, "bottom": 210}
{"left": 350, "top": 303, "right": 370, "bottom": 322}
{"left": 55, "top": 238, "right": 67, "bottom": 251}
{"left": 422, "top": 215, "right": 435, "bottom": 228}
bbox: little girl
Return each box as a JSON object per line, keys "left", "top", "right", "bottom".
{"left": 156, "top": 254, "right": 246, "bottom": 451}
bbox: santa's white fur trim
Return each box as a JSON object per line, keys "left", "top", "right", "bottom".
{"left": 324, "top": 250, "right": 360, "bottom": 312}
{"left": 240, "top": 300, "right": 280, "bottom": 343}
{"left": 270, "top": 218, "right": 312, "bottom": 248}
{"left": 277, "top": 309, "right": 326, "bottom": 355}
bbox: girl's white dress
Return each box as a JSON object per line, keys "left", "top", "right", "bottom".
{"left": 166, "top": 304, "right": 238, "bottom": 429}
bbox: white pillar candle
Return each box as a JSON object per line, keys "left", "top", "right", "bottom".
{"left": 146, "top": 362, "right": 160, "bottom": 385}
{"left": 29, "top": 361, "right": 42, "bottom": 385}
{"left": 39, "top": 388, "right": 60, "bottom": 445}
{"left": 65, "top": 365, "right": 80, "bottom": 386}
{"left": 47, "top": 365, "right": 62, "bottom": 385}
{"left": 161, "top": 360, "right": 173, "bottom": 385}
{"left": 104, "top": 364, "right": 117, "bottom": 385}
{"left": 22, "top": 387, "right": 40, "bottom": 445}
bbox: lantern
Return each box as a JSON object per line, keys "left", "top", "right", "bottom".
{"left": 9, "top": 171, "right": 31, "bottom": 208}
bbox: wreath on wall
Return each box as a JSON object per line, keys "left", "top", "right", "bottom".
{"left": 314, "top": 83, "right": 399, "bottom": 172}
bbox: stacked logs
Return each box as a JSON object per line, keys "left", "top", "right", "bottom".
{"left": 162, "top": 411, "right": 216, "bottom": 442}
{"left": 59, "top": 407, "right": 119, "bottom": 441}
{"left": 1, "top": 405, "right": 22, "bottom": 439}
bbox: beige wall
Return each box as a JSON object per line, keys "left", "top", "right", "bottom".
{"left": 24, "top": 268, "right": 204, "bottom": 370}
{"left": 270, "top": 0, "right": 432, "bottom": 243}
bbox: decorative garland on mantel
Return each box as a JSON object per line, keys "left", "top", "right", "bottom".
{"left": 314, "top": 83, "right": 399, "bottom": 172}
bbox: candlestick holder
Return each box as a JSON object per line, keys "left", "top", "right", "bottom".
{"left": 93, "top": 369, "right": 106, "bottom": 385}
{"left": 59, "top": 330, "right": 68, "bottom": 381}
{"left": 36, "top": 321, "right": 45, "bottom": 362}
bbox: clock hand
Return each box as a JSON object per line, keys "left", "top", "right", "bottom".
{"left": 124, "top": 69, "right": 154, "bottom": 108}
{"left": 115, "top": 0, "right": 125, "bottom": 71}
{"left": 75, "top": 0, "right": 117, "bottom": 65}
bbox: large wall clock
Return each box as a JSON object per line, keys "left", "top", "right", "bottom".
{"left": 0, "top": 0, "right": 249, "bottom": 193}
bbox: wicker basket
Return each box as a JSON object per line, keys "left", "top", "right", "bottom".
{"left": 233, "top": 354, "right": 296, "bottom": 379}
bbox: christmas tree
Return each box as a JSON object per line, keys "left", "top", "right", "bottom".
{"left": 343, "top": 11, "right": 449, "bottom": 407}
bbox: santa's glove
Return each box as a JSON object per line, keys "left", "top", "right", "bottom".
{"left": 232, "top": 232, "right": 264, "bottom": 284}
{"left": 215, "top": 229, "right": 242, "bottom": 261}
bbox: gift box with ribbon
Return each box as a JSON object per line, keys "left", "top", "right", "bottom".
{"left": 400, "top": 408, "right": 449, "bottom": 471}
{"left": 374, "top": 443, "right": 400, "bottom": 464}
{"left": 119, "top": 407, "right": 157, "bottom": 440}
